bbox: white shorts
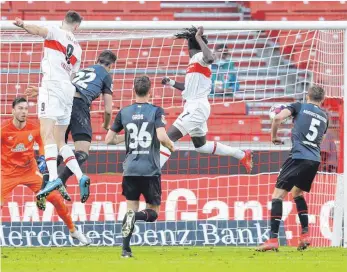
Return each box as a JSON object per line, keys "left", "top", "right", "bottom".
{"left": 38, "top": 81, "right": 75, "bottom": 126}
{"left": 173, "top": 99, "right": 211, "bottom": 137}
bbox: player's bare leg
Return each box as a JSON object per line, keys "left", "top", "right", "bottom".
{"left": 292, "top": 186, "right": 311, "bottom": 251}
{"left": 37, "top": 118, "right": 67, "bottom": 200}
{"left": 122, "top": 201, "right": 159, "bottom": 258}
{"left": 256, "top": 188, "right": 288, "bottom": 252}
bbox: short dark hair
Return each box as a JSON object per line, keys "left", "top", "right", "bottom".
{"left": 12, "top": 97, "right": 27, "bottom": 108}
{"left": 175, "top": 26, "right": 208, "bottom": 51}
{"left": 308, "top": 85, "right": 325, "bottom": 102}
{"left": 65, "top": 10, "right": 83, "bottom": 25}
{"left": 97, "top": 50, "right": 117, "bottom": 67}
{"left": 134, "top": 76, "right": 151, "bottom": 97}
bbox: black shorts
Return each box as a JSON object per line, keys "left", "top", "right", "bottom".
{"left": 276, "top": 158, "right": 320, "bottom": 192}
{"left": 65, "top": 97, "right": 92, "bottom": 143}
{"left": 122, "top": 176, "right": 161, "bottom": 206}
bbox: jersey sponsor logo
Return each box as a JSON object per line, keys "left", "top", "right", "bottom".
{"left": 186, "top": 63, "right": 212, "bottom": 78}
{"left": 44, "top": 40, "right": 78, "bottom": 65}
{"left": 11, "top": 143, "right": 28, "bottom": 152}
{"left": 28, "top": 133, "right": 33, "bottom": 142}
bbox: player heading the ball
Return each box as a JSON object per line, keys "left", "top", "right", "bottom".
{"left": 105, "top": 76, "right": 174, "bottom": 258}
{"left": 13, "top": 11, "right": 90, "bottom": 202}
{"left": 256, "top": 85, "right": 328, "bottom": 252}
{"left": 161, "top": 26, "right": 253, "bottom": 173}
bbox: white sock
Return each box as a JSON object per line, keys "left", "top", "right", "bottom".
{"left": 44, "top": 144, "right": 58, "bottom": 181}
{"left": 59, "top": 145, "right": 83, "bottom": 180}
{"left": 195, "top": 141, "right": 245, "bottom": 160}
{"left": 160, "top": 145, "right": 171, "bottom": 168}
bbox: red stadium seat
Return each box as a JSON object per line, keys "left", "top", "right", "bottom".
{"left": 23, "top": 11, "right": 174, "bottom": 21}
{"left": 1, "top": 12, "right": 23, "bottom": 20}
{"left": 0, "top": 1, "right": 11, "bottom": 11}
{"left": 265, "top": 12, "right": 347, "bottom": 21}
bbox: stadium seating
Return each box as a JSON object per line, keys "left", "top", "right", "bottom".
{"left": 1, "top": 1, "right": 342, "bottom": 142}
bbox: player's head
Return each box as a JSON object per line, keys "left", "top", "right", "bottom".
{"left": 174, "top": 26, "right": 208, "bottom": 57}
{"left": 12, "top": 97, "right": 28, "bottom": 123}
{"left": 134, "top": 76, "right": 151, "bottom": 98}
{"left": 97, "top": 50, "right": 117, "bottom": 71}
{"left": 307, "top": 85, "right": 325, "bottom": 105}
{"left": 63, "top": 10, "right": 83, "bottom": 32}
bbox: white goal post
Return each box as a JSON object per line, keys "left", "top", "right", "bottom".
{"left": 1, "top": 21, "right": 346, "bottom": 248}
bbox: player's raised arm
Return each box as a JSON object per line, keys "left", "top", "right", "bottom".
{"left": 13, "top": 18, "right": 48, "bottom": 38}
{"left": 195, "top": 26, "right": 214, "bottom": 64}
{"left": 161, "top": 77, "right": 185, "bottom": 91}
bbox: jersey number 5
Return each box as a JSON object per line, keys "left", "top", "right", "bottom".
{"left": 126, "top": 122, "right": 152, "bottom": 149}
{"left": 306, "top": 118, "right": 320, "bottom": 141}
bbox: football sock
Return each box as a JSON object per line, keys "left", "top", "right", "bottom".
{"left": 57, "top": 155, "right": 64, "bottom": 167}
{"left": 122, "top": 216, "right": 134, "bottom": 252}
{"left": 294, "top": 195, "right": 309, "bottom": 234}
{"left": 195, "top": 141, "right": 245, "bottom": 160}
{"left": 135, "top": 209, "right": 158, "bottom": 222}
{"left": 46, "top": 191, "right": 75, "bottom": 232}
{"left": 270, "top": 198, "right": 283, "bottom": 239}
{"left": 59, "top": 151, "right": 89, "bottom": 185}
{"left": 44, "top": 144, "right": 58, "bottom": 181}
{"left": 59, "top": 145, "right": 83, "bottom": 181}
{"left": 160, "top": 145, "right": 171, "bottom": 168}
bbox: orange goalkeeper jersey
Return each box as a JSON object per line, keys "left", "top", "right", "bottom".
{"left": 1, "top": 119, "right": 44, "bottom": 177}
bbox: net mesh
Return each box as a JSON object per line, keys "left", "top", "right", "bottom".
{"left": 0, "top": 28, "right": 344, "bottom": 247}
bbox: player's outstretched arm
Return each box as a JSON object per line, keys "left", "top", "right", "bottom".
{"left": 161, "top": 77, "right": 185, "bottom": 91}
{"left": 271, "top": 108, "right": 292, "bottom": 145}
{"left": 195, "top": 26, "right": 214, "bottom": 64}
{"left": 157, "top": 127, "right": 175, "bottom": 153}
{"left": 13, "top": 18, "right": 48, "bottom": 38}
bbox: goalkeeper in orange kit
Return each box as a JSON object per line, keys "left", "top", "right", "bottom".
{"left": 1, "top": 97, "right": 90, "bottom": 245}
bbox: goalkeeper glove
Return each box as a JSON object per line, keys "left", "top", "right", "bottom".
{"left": 161, "top": 77, "right": 175, "bottom": 86}
{"left": 36, "top": 155, "right": 47, "bottom": 174}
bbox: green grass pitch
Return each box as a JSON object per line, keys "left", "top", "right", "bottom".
{"left": 2, "top": 247, "right": 347, "bottom": 272}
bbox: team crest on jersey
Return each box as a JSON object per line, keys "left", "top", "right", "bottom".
{"left": 28, "top": 133, "right": 33, "bottom": 142}
{"left": 11, "top": 143, "right": 28, "bottom": 152}
{"left": 7, "top": 136, "right": 13, "bottom": 141}
{"left": 161, "top": 115, "right": 167, "bottom": 125}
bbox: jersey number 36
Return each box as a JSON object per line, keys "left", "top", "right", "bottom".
{"left": 126, "top": 122, "right": 152, "bottom": 149}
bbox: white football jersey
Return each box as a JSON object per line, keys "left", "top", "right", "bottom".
{"left": 41, "top": 25, "right": 82, "bottom": 83}
{"left": 182, "top": 52, "right": 212, "bottom": 101}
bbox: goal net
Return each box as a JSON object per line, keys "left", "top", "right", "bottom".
{"left": 0, "top": 21, "right": 345, "bottom": 248}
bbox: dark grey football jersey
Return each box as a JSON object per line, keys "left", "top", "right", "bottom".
{"left": 72, "top": 64, "right": 113, "bottom": 106}
{"left": 111, "top": 103, "right": 166, "bottom": 176}
{"left": 287, "top": 102, "right": 329, "bottom": 162}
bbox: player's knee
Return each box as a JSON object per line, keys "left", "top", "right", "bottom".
{"left": 194, "top": 141, "right": 212, "bottom": 154}
{"left": 75, "top": 151, "right": 89, "bottom": 165}
{"left": 144, "top": 209, "right": 158, "bottom": 222}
